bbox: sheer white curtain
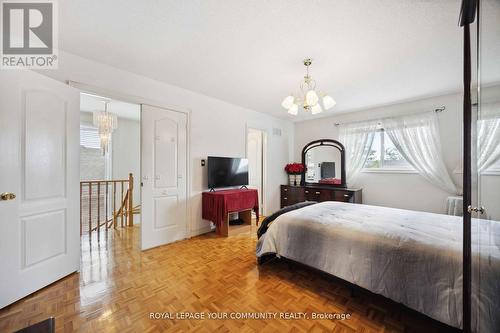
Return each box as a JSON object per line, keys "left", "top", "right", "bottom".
{"left": 384, "top": 112, "right": 458, "bottom": 194}
{"left": 478, "top": 102, "right": 500, "bottom": 172}
{"left": 339, "top": 120, "right": 379, "bottom": 183}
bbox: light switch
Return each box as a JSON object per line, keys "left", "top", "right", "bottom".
{"left": 201, "top": 159, "right": 206, "bottom": 166}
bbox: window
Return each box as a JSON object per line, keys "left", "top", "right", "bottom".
{"left": 80, "top": 125, "right": 101, "bottom": 149}
{"left": 80, "top": 125, "right": 111, "bottom": 180}
{"left": 363, "top": 130, "right": 414, "bottom": 170}
{"left": 305, "top": 153, "right": 316, "bottom": 181}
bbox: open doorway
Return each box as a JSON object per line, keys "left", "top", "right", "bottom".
{"left": 247, "top": 128, "right": 267, "bottom": 216}
{"left": 79, "top": 92, "right": 141, "bottom": 241}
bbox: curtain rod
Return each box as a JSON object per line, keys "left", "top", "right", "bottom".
{"left": 333, "top": 106, "right": 446, "bottom": 126}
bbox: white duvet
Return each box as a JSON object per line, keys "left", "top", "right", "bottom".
{"left": 256, "top": 201, "right": 500, "bottom": 332}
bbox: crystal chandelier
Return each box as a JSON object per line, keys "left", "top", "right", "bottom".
{"left": 93, "top": 101, "right": 117, "bottom": 154}
{"left": 281, "top": 59, "right": 336, "bottom": 116}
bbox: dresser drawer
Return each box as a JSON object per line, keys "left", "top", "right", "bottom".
{"left": 334, "top": 191, "right": 354, "bottom": 202}
{"left": 304, "top": 188, "right": 332, "bottom": 202}
{"left": 281, "top": 185, "right": 361, "bottom": 207}
{"left": 303, "top": 188, "right": 318, "bottom": 201}
{"left": 281, "top": 185, "right": 305, "bottom": 207}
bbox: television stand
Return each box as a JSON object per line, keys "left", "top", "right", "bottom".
{"left": 201, "top": 188, "right": 259, "bottom": 237}
{"left": 220, "top": 209, "right": 252, "bottom": 236}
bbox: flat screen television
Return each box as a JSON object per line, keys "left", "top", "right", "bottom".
{"left": 207, "top": 156, "right": 249, "bottom": 189}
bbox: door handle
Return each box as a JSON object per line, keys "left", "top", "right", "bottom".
{"left": 0, "top": 192, "right": 16, "bottom": 201}
{"left": 467, "top": 205, "right": 485, "bottom": 214}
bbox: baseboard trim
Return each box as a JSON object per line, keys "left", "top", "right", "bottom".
{"left": 190, "top": 225, "right": 213, "bottom": 237}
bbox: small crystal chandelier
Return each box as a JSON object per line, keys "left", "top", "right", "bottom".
{"left": 281, "top": 58, "right": 336, "bottom": 116}
{"left": 93, "top": 101, "right": 117, "bottom": 154}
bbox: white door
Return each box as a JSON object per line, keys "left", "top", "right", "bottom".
{"left": 247, "top": 128, "right": 265, "bottom": 214}
{"left": 0, "top": 70, "right": 80, "bottom": 308}
{"left": 141, "top": 105, "right": 187, "bottom": 250}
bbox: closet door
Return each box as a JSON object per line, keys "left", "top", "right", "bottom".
{"left": 141, "top": 104, "right": 188, "bottom": 250}
{"left": 468, "top": 1, "right": 500, "bottom": 332}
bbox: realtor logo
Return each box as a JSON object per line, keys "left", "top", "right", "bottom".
{"left": 1, "top": 0, "right": 58, "bottom": 68}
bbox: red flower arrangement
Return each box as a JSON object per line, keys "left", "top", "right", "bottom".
{"left": 284, "top": 163, "right": 306, "bottom": 175}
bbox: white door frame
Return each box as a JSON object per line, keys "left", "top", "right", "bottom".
{"left": 245, "top": 126, "right": 268, "bottom": 216}
{"left": 67, "top": 81, "right": 193, "bottom": 243}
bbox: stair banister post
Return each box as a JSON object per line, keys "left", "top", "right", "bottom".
{"left": 128, "top": 173, "right": 134, "bottom": 226}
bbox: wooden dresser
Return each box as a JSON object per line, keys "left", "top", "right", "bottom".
{"left": 280, "top": 185, "right": 362, "bottom": 208}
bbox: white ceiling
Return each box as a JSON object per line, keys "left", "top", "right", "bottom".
{"left": 61, "top": 0, "right": 500, "bottom": 121}
{"left": 80, "top": 93, "right": 140, "bottom": 121}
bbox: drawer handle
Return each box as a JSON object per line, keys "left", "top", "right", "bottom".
{"left": 283, "top": 197, "right": 288, "bottom": 200}
{"left": 305, "top": 190, "right": 309, "bottom": 194}
{"left": 283, "top": 188, "right": 288, "bottom": 191}
{"left": 343, "top": 194, "right": 350, "bottom": 197}
{"left": 315, "top": 191, "right": 320, "bottom": 195}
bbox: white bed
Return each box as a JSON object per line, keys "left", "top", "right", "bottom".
{"left": 256, "top": 201, "right": 500, "bottom": 332}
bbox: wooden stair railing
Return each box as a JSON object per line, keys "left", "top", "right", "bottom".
{"left": 80, "top": 173, "right": 140, "bottom": 239}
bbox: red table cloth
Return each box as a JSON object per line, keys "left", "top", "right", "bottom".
{"left": 202, "top": 189, "right": 259, "bottom": 229}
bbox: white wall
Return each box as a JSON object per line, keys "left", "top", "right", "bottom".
{"left": 112, "top": 117, "right": 141, "bottom": 211}
{"left": 40, "top": 51, "right": 294, "bottom": 236}
{"left": 295, "top": 86, "right": 500, "bottom": 215}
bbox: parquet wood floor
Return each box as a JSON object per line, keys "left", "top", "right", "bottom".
{"left": 0, "top": 224, "right": 459, "bottom": 333}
